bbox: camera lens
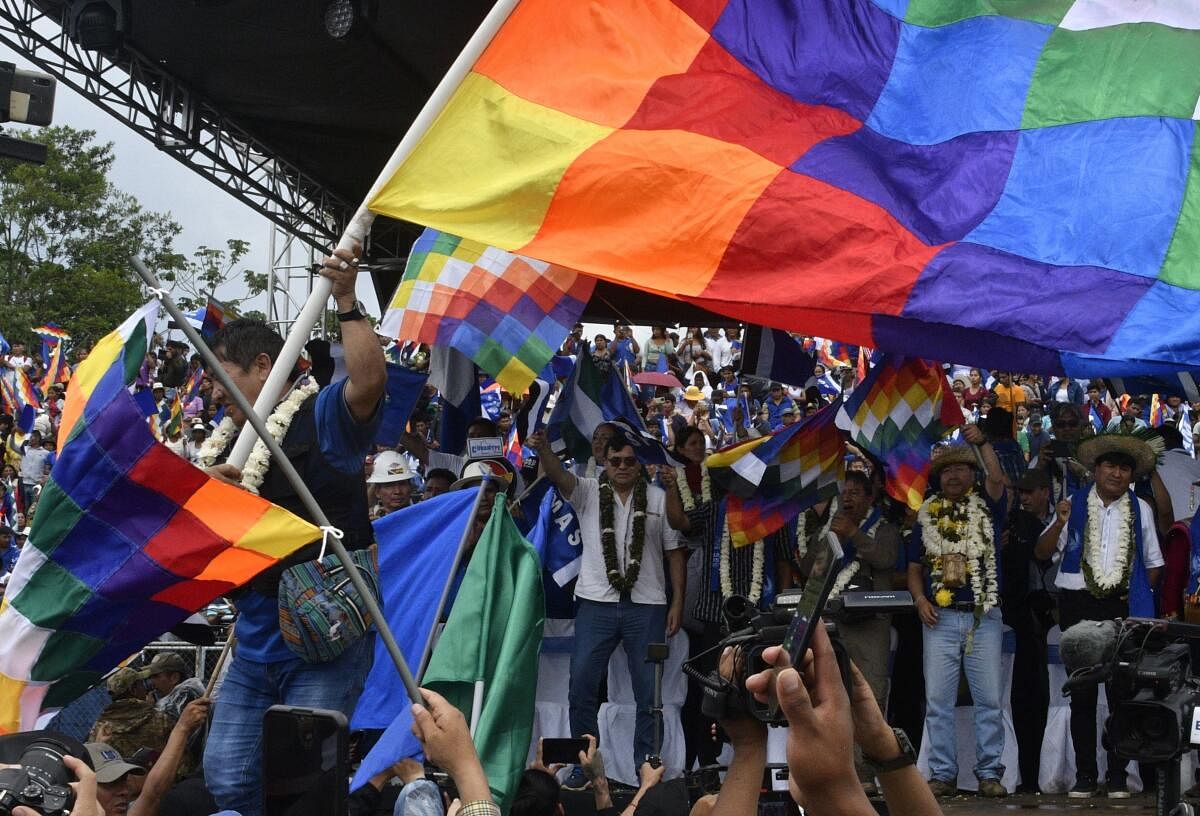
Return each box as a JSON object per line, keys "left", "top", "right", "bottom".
{"left": 722, "top": 595, "right": 754, "bottom": 630}
{"left": 18, "top": 739, "right": 73, "bottom": 790}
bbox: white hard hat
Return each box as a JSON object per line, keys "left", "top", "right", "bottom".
{"left": 367, "top": 451, "right": 415, "bottom": 484}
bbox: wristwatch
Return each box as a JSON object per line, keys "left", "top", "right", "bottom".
{"left": 862, "top": 728, "right": 916, "bottom": 775}
{"left": 337, "top": 301, "right": 368, "bottom": 322}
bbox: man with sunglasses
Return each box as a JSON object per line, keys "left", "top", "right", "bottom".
{"left": 1033, "top": 403, "right": 1089, "bottom": 498}
{"left": 529, "top": 428, "right": 686, "bottom": 788}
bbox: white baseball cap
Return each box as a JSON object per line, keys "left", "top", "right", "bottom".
{"left": 367, "top": 451, "right": 416, "bottom": 484}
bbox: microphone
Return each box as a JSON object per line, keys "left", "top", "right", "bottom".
{"left": 1060, "top": 619, "right": 1119, "bottom": 673}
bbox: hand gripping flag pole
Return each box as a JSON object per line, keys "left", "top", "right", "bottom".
{"left": 131, "top": 256, "right": 423, "bottom": 706}
{"left": 224, "top": 0, "right": 522, "bottom": 470}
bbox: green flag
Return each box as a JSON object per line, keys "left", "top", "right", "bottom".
{"left": 424, "top": 502, "right": 545, "bottom": 812}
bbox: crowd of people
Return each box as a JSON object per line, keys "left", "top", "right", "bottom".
{"left": 5, "top": 253, "right": 1200, "bottom": 814}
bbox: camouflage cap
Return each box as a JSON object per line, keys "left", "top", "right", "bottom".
{"left": 145, "top": 652, "right": 189, "bottom": 677}
{"left": 106, "top": 666, "right": 150, "bottom": 696}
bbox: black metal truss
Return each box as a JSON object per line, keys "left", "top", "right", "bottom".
{"left": 0, "top": 1, "right": 364, "bottom": 255}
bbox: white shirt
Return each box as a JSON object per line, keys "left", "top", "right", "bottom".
{"left": 18, "top": 447, "right": 50, "bottom": 482}
{"left": 1048, "top": 488, "right": 1164, "bottom": 591}
{"left": 705, "top": 336, "right": 733, "bottom": 370}
{"left": 570, "top": 477, "right": 684, "bottom": 605}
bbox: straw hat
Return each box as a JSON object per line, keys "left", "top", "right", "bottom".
{"left": 1076, "top": 429, "right": 1162, "bottom": 479}
{"left": 682, "top": 385, "right": 704, "bottom": 401}
{"left": 929, "top": 444, "right": 978, "bottom": 478}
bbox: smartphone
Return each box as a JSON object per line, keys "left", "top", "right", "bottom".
{"left": 263, "top": 706, "right": 349, "bottom": 816}
{"left": 783, "top": 530, "right": 844, "bottom": 669}
{"left": 541, "top": 737, "right": 589, "bottom": 765}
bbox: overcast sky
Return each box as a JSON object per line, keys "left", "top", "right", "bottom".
{"left": 1, "top": 45, "right": 384, "bottom": 319}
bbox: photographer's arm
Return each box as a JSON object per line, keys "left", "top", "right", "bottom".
{"left": 620, "top": 763, "right": 665, "bottom": 816}
{"left": 745, "top": 629, "right": 875, "bottom": 816}
{"left": 132, "top": 697, "right": 210, "bottom": 816}
{"left": 847, "top": 663, "right": 940, "bottom": 816}
{"left": 577, "top": 735, "right": 615, "bottom": 813}
{"left": 712, "top": 649, "right": 768, "bottom": 816}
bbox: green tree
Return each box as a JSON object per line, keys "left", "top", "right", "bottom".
{"left": 0, "top": 126, "right": 264, "bottom": 352}
{"left": 158, "top": 238, "right": 267, "bottom": 314}
{"left": 0, "top": 125, "right": 186, "bottom": 350}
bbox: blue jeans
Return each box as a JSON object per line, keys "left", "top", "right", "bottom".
{"left": 204, "top": 635, "right": 371, "bottom": 816}
{"left": 922, "top": 607, "right": 1005, "bottom": 782}
{"left": 570, "top": 597, "right": 666, "bottom": 770}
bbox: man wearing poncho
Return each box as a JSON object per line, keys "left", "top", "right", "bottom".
{"left": 906, "top": 424, "right": 1007, "bottom": 799}
{"left": 1036, "top": 431, "right": 1164, "bottom": 800}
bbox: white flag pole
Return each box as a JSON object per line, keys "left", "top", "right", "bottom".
{"left": 227, "top": 0, "right": 524, "bottom": 467}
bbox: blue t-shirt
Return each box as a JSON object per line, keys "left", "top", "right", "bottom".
{"left": 907, "top": 489, "right": 1007, "bottom": 605}
{"left": 765, "top": 396, "right": 794, "bottom": 431}
{"left": 613, "top": 338, "right": 637, "bottom": 367}
{"left": 235, "top": 379, "right": 380, "bottom": 663}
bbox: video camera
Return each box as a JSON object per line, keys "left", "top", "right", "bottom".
{"left": 683, "top": 531, "right": 913, "bottom": 726}
{"left": 0, "top": 731, "right": 90, "bottom": 816}
{"left": 1063, "top": 617, "right": 1200, "bottom": 814}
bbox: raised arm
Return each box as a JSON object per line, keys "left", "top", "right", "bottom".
{"left": 132, "top": 698, "right": 210, "bottom": 816}
{"left": 962, "top": 424, "right": 1005, "bottom": 503}
{"left": 529, "top": 430, "right": 577, "bottom": 496}
{"left": 319, "top": 245, "right": 386, "bottom": 423}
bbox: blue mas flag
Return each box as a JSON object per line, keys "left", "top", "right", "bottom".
{"left": 350, "top": 489, "right": 481, "bottom": 789}
{"left": 375, "top": 362, "right": 429, "bottom": 447}
{"left": 523, "top": 481, "right": 583, "bottom": 618}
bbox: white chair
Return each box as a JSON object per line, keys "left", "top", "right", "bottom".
{"left": 916, "top": 624, "right": 1020, "bottom": 792}
{"left": 598, "top": 630, "right": 689, "bottom": 785}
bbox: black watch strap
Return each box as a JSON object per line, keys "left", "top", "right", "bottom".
{"left": 337, "top": 301, "right": 367, "bottom": 322}
{"left": 863, "top": 728, "right": 916, "bottom": 774}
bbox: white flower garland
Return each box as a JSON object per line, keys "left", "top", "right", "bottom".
{"left": 795, "top": 497, "right": 838, "bottom": 561}
{"left": 828, "top": 514, "right": 883, "bottom": 601}
{"left": 196, "top": 378, "right": 320, "bottom": 494}
{"left": 675, "top": 464, "right": 711, "bottom": 512}
{"left": 718, "top": 517, "right": 765, "bottom": 604}
{"left": 917, "top": 492, "right": 998, "bottom": 615}
{"left": 1083, "top": 488, "right": 1134, "bottom": 592}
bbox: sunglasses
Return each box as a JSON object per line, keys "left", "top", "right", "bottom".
{"left": 607, "top": 456, "right": 639, "bottom": 468}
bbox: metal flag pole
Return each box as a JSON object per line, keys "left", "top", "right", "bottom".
{"left": 131, "top": 256, "right": 423, "bottom": 706}
{"left": 226, "top": 0, "right": 523, "bottom": 470}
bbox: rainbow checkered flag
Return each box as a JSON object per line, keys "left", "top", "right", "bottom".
{"left": 380, "top": 228, "right": 596, "bottom": 395}
{"left": 835, "top": 354, "right": 963, "bottom": 510}
{"left": 706, "top": 405, "right": 845, "bottom": 546}
{"left": 0, "top": 302, "right": 321, "bottom": 734}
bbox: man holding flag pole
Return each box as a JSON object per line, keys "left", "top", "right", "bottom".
{"left": 142, "top": 246, "right": 389, "bottom": 816}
